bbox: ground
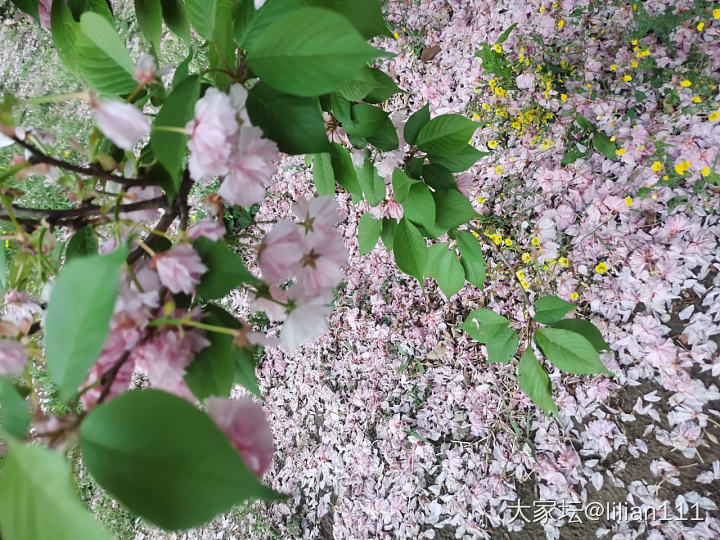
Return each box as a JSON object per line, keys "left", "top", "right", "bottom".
{"left": 1, "top": 0, "right": 720, "bottom": 539}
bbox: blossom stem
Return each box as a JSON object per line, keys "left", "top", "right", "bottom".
{"left": 23, "top": 91, "right": 91, "bottom": 105}
{"left": 136, "top": 240, "right": 157, "bottom": 258}
{"left": 152, "top": 125, "right": 191, "bottom": 135}
{"left": 149, "top": 317, "right": 240, "bottom": 337}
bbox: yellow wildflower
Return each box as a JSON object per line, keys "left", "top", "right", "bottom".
{"left": 594, "top": 262, "right": 609, "bottom": 274}
{"left": 557, "top": 19, "right": 565, "bottom": 29}
{"left": 504, "top": 238, "right": 513, "bottom": 247}
{"left": 631, "top": 61, "right": 638, "bottom": 68}
{"left": 624, "top": 196, "right": 633, "bottom": 207}
{"left": 393, "top": 32, "right": 399, "bottom": 39}
{"left": 516, "top": 270, "right": 525, "bottom": 280}
{"left": 714, "top": 9, "right": 720, "bottom": 19}
{"left": 697, "top": 22, "right": 705, "bottom": 31}
{"left": 651, "top": 161, "right": 662, "bottom": 172}
{"left": 520, "top": 280, "right": 530, "bottom": 290}
{"left": 616, "top": 147, "right": 626, "bottom": 156}
{"left": 472, "top": 112, "right": 481, "bottom": 120}
{"left": 495, "top": 164, "right": 505, "bottom": 174}
{"left": 560, "top": 93, "right": 567, "bottom": 102}
{"left": 702, "top": 167, "right": 711, "bottom": 177}
{"left": 709, "top": 111, "right": 719, "bottom": 122}
{"left": 492, "top": 44, "right": 503, "bottom": 53}
{"left": 674, "top": 160, "right": 691, "bottom": 174}
{"left": 681, "top": 79, "right": 692, "bottom": 88}
{"left": 487, "top": 140, "right": 498, "bottom": 149}
{"left": 623, "top": 74, "right": 633, "bottom": 82}
{"left": 531, "top": 237, "right": 541, "bottom": 247}
{"left": 559, "top": 257, "right": 569, "bottom": 268}
{"left": 521, "top": 253, "right": 531, "bottom": 263}
{"left": 492, "top": 235, "right": 503, "bottom": 245}
{"left": 609, "top": 64, "right": 617, "bottom": 71}
{"left": 570, "top": 292, "right": 580, "bottom": 301}
{"left": 471, "top": 230, "right": 480, "bottom": 238}
{"left": 477, "top": 196, "right": 486, "bottom": 204}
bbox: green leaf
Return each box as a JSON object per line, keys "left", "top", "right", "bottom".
{"left": 533, "top": 295, "right": 575, "bottom": 325}
{"left": 433, "top": 189, "right": 478, "bottom": 229}
{"left": 76, "top": 12, "right": 137, "bottom": 95}
{"left": 422, "top": 163, "right": 456, "bottom": 190}
{"left": 455, "top": 230, "right": 485, "bottom": 288}
{"left": 10, "top": 0, "right": 39, "bottom": 21}
{"left": 235, "top": 347, "right": 261, "bottom": 398}
{"left": 356, "top": 161, "right": 386, "bottom": 206}
{"left": 550, "top": 319, "right": 610, "bottom": 352}
{"left": 404, "top": 104, "right": 430, "bottom": 146}
{"left": 150, "top": 75, "right": 200, "bottom": 191}
{"left": 0, "top": 439, "right": 110, "bottom": 540}
{"left": 193, "top": 237, "right": 255, "bottom": 300}
{"left": 247, "top": 82, "right": 329, "bottom": 154}
{"left": 402, "top": 183, "right": 435, "bottom": 228}
{"left": 362, "top": 68, "right": 403, "bottom": 104}
{"left": 208, "top": 0, "right": 236, "bottom": 90}
{"left": 66, "top": 226, "right": 98, "bottom": 262}
{"left": 161, "top": 0, "right": 191, "bottom": 42}
{"left": 495, "top": 23, "right": 517, "bottom": 44}
{"left": 185, "top": 0, "right": 217, "bottom": 40}
{"left": 171, "top": 51, "right": 194, "bottom": 87}
{"left": 311, "top": 153, "right": 335, "bottom": 195}
{"left": 135, "top": 0, "right": 163, "bottom": 50}
{"left": 518, "top": 348, "right": 558, "bottom": 415}
{"left": 380, "top": 218, "right": 396, "bottom": 251}
{"left": 426, "top": 243, "right": 464, "bottom": 298}
{"left": 185, "top": 308, "right": 239, "bottom": 400}
{"left": 345, "top": 104, "right": 388, "bottom": 139}
{"left": 51, "top": 0, "right": 81, "bottom": 73}
{"left": 486, "top": 328, "right": 518, "bottom": 364}
{"left": 416, "top": 114, "right": 479, "bottom": 155}
{"left": 329, "top": 143, "right": 362, "bottom": 198}
{"left": 301, "top": 0, "right": 390, "bottom": 39}
{"left": 428, "top": 145, "right": 487, "bottom": 173}
{"left": 393, "top": 218, "right": 427, "bottom": 282}
{"left": 366, "top": 114, "right": 399, "bottom": 152}
{"left": 593, "top": 131, "right": 617, "bottom": 161}
{"left": 392, "top": 167, "right": 417, "bottom": 203}
{"left": 460, "top": 308, "right": 510, "bottom": 342}
{"left": 234, "top": 0, "right": 301, "bottom": 50}
{"left": 534, "top": 328, "right": 612, "bottom": 375}
{"left": 45, "top": 247, "right": 127, "bottom": 400}
{"left": 80, "top": 389, "right": 281, "bottom": 530}
{"left": 0, "top": 377, "right": 30, "bottom": 439}
{"left": 0, "top": 243, "right": 7, "bottom": 295}
{"left": 357, "top": 213, "right": 382, "bottom": 255}
{"left": 247, "top": 7, "right": 382, "bottom": 97}
{"left": 69, "top": 0, "right": 114, "bottom": 22}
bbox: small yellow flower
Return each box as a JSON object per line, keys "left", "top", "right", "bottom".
{"left": 471, "top": 230, "right": 480, "bottom": 238}
{"left": 520, "top": 280, "right": 530, "bottom": 290}
{"left": 623, "top": 74, "right": 633, "bottom": 82}
{"left": 663, "top": 175, "right": 669, "bottom": 181}
{"left": 540, "top": 6, "right": 545, "bottom": 13}
{"left": 521, "top": 253, "right": 531, "bottom": 263}
{"left": 631, "top": 39, "right": 638, "bottom": 46}
{"left": 531, "top": 237, "right": 541, "bottom": 247}
{"left": 570, "top": 292, "right": 580, "bottom": 301}
{"left": 697, "top": 22, "right": 705, "bottom": 31}
{"left": 636, "top": 49, "right": 650, "bottom": 58}
{"left": 702, "top": 167, "right": 711, "bottom": 177}
{"left": 651, "top": 161, "right": 662, "bottom": 172}
{"left": 560, "top": 93, "right": 567, "bottom": 102}
{"left": 595, "top": 262, "right": 609, "bottom": 274}
{"left": 674, "top": 160, "right": 691, "bottom": 174}
{"left": 493, "top": 235, "right": 503, "bottom": 245}
{"left": 624, "top": 196, "right": 633, "bottom": 207}
{"left": 680, "top": 79, "right": 692, "bottom": 88}
{"left": 631, "top": 60, "right": 638, "bottom": 68}
{"left": 472, "top": 112, "right": 481, "bottom": 120}
{"left": 492, "top": 43, "right": 503, "bottom": 53}
{"left": 64, "top": 150, "right": 71, "bottom": 157}
{"left": 477, "top": 196, "right": 486, "bottom": 204}
{"left": 516, "top": 270, "right": 525, "bottom": 280}
{"left": 610, "top": 136, "right": 617, "bottom": 142}
{"left": 616, "top": 147, "right": 626, "bottom": 156}
{"left": 495, "top": 164, "right": 505, "bottom": 174}
{"left": 393, "top": 32, "right": 399, "bottom": 39}
{"left": 505, "top": 238, "right": 513, "bottom": 246}
{"left": 714, "top": 9, "right": 720, "bottom": 19}
{"left": 559, "top": 257, "right": 569, "bottom": 268}
{"left": 692, "top": 96, "right": 702, "bottom": 103}
{"left": 487, "top": 139, "right": 498, "bottom": 149}
{"left": 557, "top": 19, "right": 565, "bottom": 29}
{"left": 609, "top": 64, "right": 617, "bottom": 72}
{"left": 651, "top": 193, "right": 657, "bottom": 200}
{"left": 709, "top": 111, "right": 720, "bottom": 122}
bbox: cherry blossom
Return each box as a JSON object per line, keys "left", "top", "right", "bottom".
{"left": 0, "top": 339, "right": 27, "bottom": 377}
{"left": 93, "top": 100, "right": 151, "bottom": 150}
{"left": 153, "top": 243, "right": 207, "bottom": 295}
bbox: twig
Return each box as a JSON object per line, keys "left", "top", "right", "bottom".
{"left": 0, "top": 197, "right": 168, "bottom": 224}
{"left": 11, "top": 136, "right": 154, "bottom": 187}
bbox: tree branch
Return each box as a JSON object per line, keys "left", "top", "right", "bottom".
{"left": 11, "top": 136, "right": 156, "bottom": 187}
{"left": 0, "top": 197, "right": 168, "bottom": 225}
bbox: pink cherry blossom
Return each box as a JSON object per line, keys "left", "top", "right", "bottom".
{"left": 280, "top": 287, "right": 332, "bottom": 351}
{"left": 38, "top": 0, "right": 52, "bottom": 29}
{"left": 0, "top": 339, "right": 27, "bottom": 377}
{"left": 206, "top": 397, "right": 275, "bottom": 477}
{"left": 186, "top": 218, "right": 225, "bottom": 241}
{"left": 134, "top": 53, "right": 156, "bottom": 85}
{"left": 186, "top": 88, "right": 239, "bottom": 181}
{"left": 258, "top": 221, "right": 303, "bottom": 285}
{"left": 216, "top": 126, "right": 279, "bottom": 207}
{"left": 120, "top": 185, "right": 163, "bottom": 223}
{"left": 153, "top": 243, "right": 207, "bottom": 295}
{"left": 3, "top": 289, "right": 42, "bottom": 334}
{"left": 94, "top": 100, "right": 151, "bottom": 150}
{"left": 297, "top": 231, "right": 348, "bottom": 295}
{"left": 293, "top": 196, "right": 345, "bottom": 237}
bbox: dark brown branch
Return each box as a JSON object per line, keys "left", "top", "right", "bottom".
{"left": 126, "top": 209, "right": 178, "bottom": 265}
{"left": 11, "top": 136, "right": 156, "bottom": 187}
{"left": 1, "top": 197, "right": 167, "bottom": 223}
{"left": 96, "top": 350, "right": 132, "bottom": 405}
